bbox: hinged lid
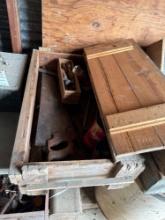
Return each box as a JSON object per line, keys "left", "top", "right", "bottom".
{"left": 42, "top": 0, "right": 165, "bottom": 52}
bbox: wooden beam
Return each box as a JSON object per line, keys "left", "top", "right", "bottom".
{"left": 6, "top": 0, "right": 22, "bottom": 53}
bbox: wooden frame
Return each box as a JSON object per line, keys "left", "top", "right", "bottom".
{"left": 6, "top": 0, "right": 22, "bottom": 53}
{"left": 9, "top": 49, "right": 145, "bottom": 194}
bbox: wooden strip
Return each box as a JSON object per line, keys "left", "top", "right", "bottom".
{"left": 9, "top": 50, "right": 39, "bottom": 184}
{"left": 86, "top": 42, "right": 133, "bottom": 59}
{"left": 6, "top": 0, "right": 22, "bottom": 53}
{"left": 107, "top": 103, "right": 165, "bottom": 134}
{"left": 87, "top": 58, "right": 117, "bottom": 115}
{"left": 99, "top": 55, "right": 140, "bottom": 112}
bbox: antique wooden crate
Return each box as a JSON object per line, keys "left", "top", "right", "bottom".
{"left": 8, "top": 1, "right": 147, "bottom": 194}
{"left": 8, "top": 49, "right": 145, "bottom": 194}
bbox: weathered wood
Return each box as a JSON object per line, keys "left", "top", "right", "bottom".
{"left": 19, "top": 156, "right": 145, "bottom": 194}
{"left": 9, "top": 50, "right": 39, "bottom": 185}
{"left": 42, "top": 0, "right": 165, "bottom": 52}
{"left": 85, "top": 39, "right": 165, "bottom": 160}
{"left": 95, "top": 183, "right": 165, "bottom": 220}
{"left": 6, "top": 0, "right": 22, "bottom": 53}
{"left": 50, "top": 188, "right": 82, "bottom": 217}
{"left": 9, "top": 49, "right": 145, "bottom": 192}
{"left": 145, "top": 39, "right": 165, "bottom": 75}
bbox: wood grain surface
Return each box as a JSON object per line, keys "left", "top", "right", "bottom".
{"left": 42, "top": 0, "right": 165, "bottom": 52}
{"left": 85, "top": 40, "right": 165, "bottom": 160}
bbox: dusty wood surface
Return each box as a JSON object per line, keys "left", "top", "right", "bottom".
{"left": 6, "top": 0, "right": 22, "bottom": 53}
{"left": 95, "top": 183, "right": 165, "bottom": 220}
{"left": 42, "top": 0, "right": 165, "bottom": 52}
{"left": 85, "top": 39, "right": 165, "bottom": 160}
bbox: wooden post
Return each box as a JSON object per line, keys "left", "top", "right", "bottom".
{"left": 6, "top": 0, "right": 22, "bottom": 53}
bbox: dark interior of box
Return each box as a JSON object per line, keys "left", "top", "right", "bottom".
{"left": 0, "top": 175, "right": 46, "bottom": 214}
{"left": 29, "top": 53, "right": 112, "bottom": 162}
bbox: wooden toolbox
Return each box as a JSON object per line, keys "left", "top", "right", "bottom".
{"left": 9, "top": 48, "right": 145, "bottom": 194}
{"left": 11, "top": 0, "right": 165, "bottom": 194}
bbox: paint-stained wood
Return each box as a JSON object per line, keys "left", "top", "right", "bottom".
{"left": 42, "top": 0, "right": 165, "bottom": 52}
{"left": 6, "top": 0, "right": 22, "bottom": 53}
{"left": 85, "top": 39, "right": 165, "bottom": 160}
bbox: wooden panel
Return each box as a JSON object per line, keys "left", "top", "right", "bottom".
{"left": 107, "top": 103, "right": 165, "bottom": 134}
{"left": 42, "top": 0, "right": 165, "bottom": 52}
{"left": 146, "top": 39, "right": 165, "bottom": 74}
{"left": 85, "top": 40, "right": 165, "bottom": 159}
{"left": 6, "top": 0, "right": 22, "bottom": 53}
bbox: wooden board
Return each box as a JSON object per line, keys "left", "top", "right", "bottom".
{"left": 107, "top": 103, "right": 165, "bottom": 134}
{"left": 42, "top": 0, "right": 165, "bottom": 52}
{"left": 85, "top": 39, "right": 165, "bottom": 160}
{"left": 146, "top": 39, "right": 165, "bottom": 75}
{"left": 6, "top": 0, "right": 22, "bottom": 53}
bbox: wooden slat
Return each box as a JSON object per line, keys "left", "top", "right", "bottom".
{"left": 6, "top": 0, "right": 22, "bottom": 53}
{"left": 87, "top": 58, "right": 117, "bottom": 115}
{"left": 114, "top": 50, "right": 162, "bottom": 106}
{"left": 85, "top": 40, "right": 133, "bottom": 59}
{"left": 107, "top": 103, "right": 165, "bottom": 134}
{"left": 99, "top": 55, "right": 140, "bottom": 112}
{"left": 9, "top": 50, "right": 39, "bottom": 184}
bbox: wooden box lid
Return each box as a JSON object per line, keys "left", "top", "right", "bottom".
{"left": 42, "top": 0, "right": 165, "bottom": 52}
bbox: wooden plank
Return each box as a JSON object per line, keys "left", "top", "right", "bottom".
{"left": 9, "top": 50, "right": 39, "bottom": 185}
{"left": 6, "top": 0, "right": 22, "bottom": 53}
{"left": 42, "top": 0, "right": 165, "bottom": 52}
{"left": 107, "top": 103, "right": 165, "bottom": 134}
{"left": 99, "top": 55, "right": 140, "bottom": 112}
{"left": 85, "top": 41, "right": 133, "bottom": 59}
{"left": 86, "top": 58, "right": 117, "bottom": 115}
{"left": 114, "top": 50, "right": 162, "bottom": 106}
